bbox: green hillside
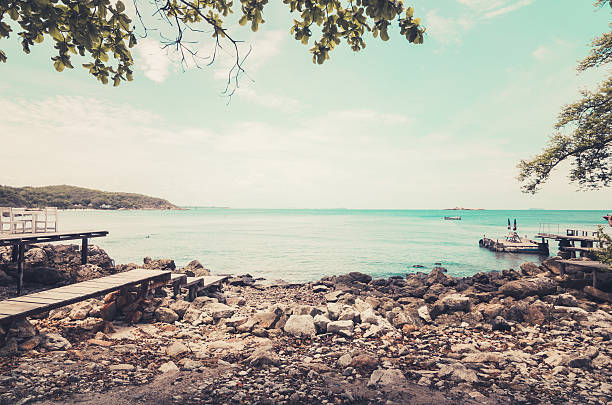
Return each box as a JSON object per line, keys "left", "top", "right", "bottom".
{"left": 0, "top": 185, "right": 179, "bottom": 210}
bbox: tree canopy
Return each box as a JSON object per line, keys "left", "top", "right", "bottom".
{"left": 0, "top": 0, "right": 425, "bottom": 87}
{"left": 517, "top": 1, "right": 612, "bottom": 193}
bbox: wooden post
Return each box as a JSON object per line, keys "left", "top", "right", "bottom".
{"left": 81, "top": 238, "right": 88, "bottom": 265}
{"left": 10, "top": 244, "right": 18, "bottom": 263}
{"left": 17, "top": 244, "right": 24, "bottom": 295}
{"left": 593, "top": 270, "right": 598, "bottom": 289}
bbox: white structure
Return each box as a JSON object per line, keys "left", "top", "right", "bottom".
{"left": 0, "top": 207, "right": 58, "bottom": 234}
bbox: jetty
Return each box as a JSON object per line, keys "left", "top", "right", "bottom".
{"left": 535, "top": 227, "right": 603, "bottom": 259}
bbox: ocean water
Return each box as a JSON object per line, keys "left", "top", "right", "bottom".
{"left": 59, "top": 209, "right": 609, "bottom": 282}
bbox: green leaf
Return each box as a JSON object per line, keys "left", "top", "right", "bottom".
{"left": 53, "top": 59, "right": 65, "bottom": 72}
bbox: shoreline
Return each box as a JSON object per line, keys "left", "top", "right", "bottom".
{"left": 0, "top": 245, "right": 611, "bottom": 404}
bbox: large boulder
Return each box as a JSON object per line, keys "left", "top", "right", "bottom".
{"left": 499, "top": 277, "right": 558, "bottom": 299}
{"left": 283, "top": 315, "right": 316, "bottom": 338}
{"left": 426, "top": 267, "right": 454, "bottom": 286}
{"left": 367, "top": 368, "right": 406, "bottom": 388}
{"left": 441, "top": 294, "right": 470, "bottom": 312}
{"left": 23, "top": 266, "right": 69, "bottom": 285}
{"left": 154, "top": 307, "right": 179, "bottom": 323}
{"left": 0, "top": 269, "right": 11, "bottom": 286}
{"left": 334, "top": 272, "right": 372, "bottom": 285}
{"left": 143, "top": 257, "right": 176, "bottom": 271}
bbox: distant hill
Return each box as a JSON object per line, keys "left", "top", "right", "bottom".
{"left": 0, "top": 185, "right": 179, "bottom": 210}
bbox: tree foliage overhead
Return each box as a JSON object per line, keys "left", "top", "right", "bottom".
{"left": 0, "top": 0, "right": 425, "bottom": 87}
{"left": 517, "top": 1, "right": 612, "bottom": 193}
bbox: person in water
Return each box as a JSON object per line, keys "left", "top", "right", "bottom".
{"left": 604, "top": 214, "right": 612, "bottom": 227}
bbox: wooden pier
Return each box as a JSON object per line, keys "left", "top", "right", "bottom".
{"left": 0, "top": 269, "right": 170, "bottom": 324}
{"left": 0, "top": 230, "right": 109, "bottom": 295}
{"left": 536, "top": 228, "right": 603, "bottom": 259}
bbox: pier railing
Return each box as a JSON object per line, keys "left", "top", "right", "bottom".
{"left": 0, "top": 207, "right": 58, "bottom": 234}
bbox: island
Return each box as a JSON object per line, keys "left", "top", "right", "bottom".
{"left": 0, "top": 185, "right": 179, "bottom": 210}
{"left": 444, "top": 207, "right": 485, "bottom": 210}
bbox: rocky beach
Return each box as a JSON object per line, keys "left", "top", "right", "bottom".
{"left": 0, "top": 244, "right": 611, "bottom": 405}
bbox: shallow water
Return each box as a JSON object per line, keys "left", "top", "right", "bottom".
{"left": 59, "top": 209, "right": 609, "bottom": 282}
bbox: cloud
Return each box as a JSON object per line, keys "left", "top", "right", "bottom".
{"left": 425, "top": 0, "right": 536, "bottom": 45}
{"left": 482, "top": 0, "right": 534, "bottom": 19}
{"left": 135, "top": 38, "right": 173, "bottom": 83}
{"left": 213, "top": 30, "right": 286, "bottom": 81}
{"left": 425, "top": 10, "right": 475, "bottom": 45}
{"left": 531, "top": 45, "right": 550, "bottom": 61}
{"left": 236, "top": 87, "right": 301, "bottom": 113}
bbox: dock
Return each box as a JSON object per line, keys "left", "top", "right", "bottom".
{"left": 536, "top": 228, "right": 604, "bottom": 259}
{"left": 1, "top": 230, "right": 109, "bottom": 295}
{"left": 0, "top": 269, "right": 170, "bottom": 324}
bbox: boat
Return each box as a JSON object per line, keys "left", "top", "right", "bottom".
{"left": 479, "top": 218, "right": 549, "bottom": 254}
{"left": 444, "top": 216, "right": 461, "bottom": 220}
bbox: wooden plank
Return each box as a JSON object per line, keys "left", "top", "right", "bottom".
{"left": 184, "top": 277, "right": 204, "bottom": 287}
{"left": 0, "top": 269, "right": 171, "bottom": 324}
{"left": 0, "top": 230, "right": 109, "bottom": 247}
{"left": 202, "top": 275, "right": 229, "bottom": 288}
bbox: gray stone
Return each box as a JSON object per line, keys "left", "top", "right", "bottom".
{"left": 499, "top": 277, "right": 557, "bottom": 299}
{"left": 367, "top": 368, "right": 407, "bottom": 388}
{"left": 159, "top": 361, "right": 179, "bottom": 373}
{"left": 109, "top": 364, "right": 135, "bottom": 371}
{"left": 437, "top": 363, "right": 478, "bottom": 383}
{"left": 337, "top": 354, "right": 352, "bottom": 368}
{"left": 246, "top": 345, "right": 280, "bottom": 367}
{"left": 206, "top": 303, "right": 235, "bottom": 320}
{"left": 313, "top": 314, "right": 330, "bottom": 333}
{"left": 326, "top": 302, "right": 343, "bottom": 320}
{"left": 41, "top": 333, "right": 71, "bottom": 351}
{"left": 360, "top": 308, "right": 378, "bottom": 325}
{"left": 441, "top": 294, "right": 470, "bottom": 312}
{"left": 166, "top": 342, "right": 189, "bottom": 356}
{"left": 327, "top": 320, "right": 354, "bottom": 337}
{"left": 283, "top": 315, "right": 316, "bottom": 338}
{"left": 154, "top": 307, "right": 179, "bottom": 323}
{"left": 417, "top": 305, "right": 432, "bottom": 323}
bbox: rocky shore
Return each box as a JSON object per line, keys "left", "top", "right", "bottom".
{"left": 0, "top": 245, "right": 611, "bottom": 404}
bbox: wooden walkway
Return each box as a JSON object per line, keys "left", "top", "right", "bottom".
{"left": 554, "top": 259, "right": 612, "bottom": 288}
{"left": 0, "top": 230, "right": 108, "bottom": 295}
{"left": 0, "top": 269, "right": 170, "bottom": 324}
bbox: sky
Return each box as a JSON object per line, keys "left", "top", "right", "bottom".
{"left": 0, "top": 0, "right": 611, "bottom": 209}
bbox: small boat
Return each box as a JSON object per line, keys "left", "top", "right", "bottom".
{"left": 444, "top": 216, "right": 461, "bottom": 220}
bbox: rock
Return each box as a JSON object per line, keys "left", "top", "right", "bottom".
{"left": 334, "top": 272, "right": 372, "bottom": 285}
{"left": 553, "top": 293, "right": 579, "bottom": 307}
{"left": 520, "top": 262, "right": 541, "bottom": 276}
{"left": 326, "top": 302, "right": 343, "bottom": 320}
{"left": 0, "top": 269, "right": 12, "bottom": 286}
{"left": 143, "top": 257, "right": 176, "bottom": 271}
{"left": 0, "top": 338, "right": 18, "bottom": 356}
{"left": 283, "top": 315, "right": 316, "bottom": 338}
{"left": 417, "top": 305, "right": 432, "bottom": 323}
{"left": 69, "top": 301, "right": 94, "bottom": 320}
{"left": 23, "top": 266, "right": 68, "bottom": 285}
{"left": 159, "top": 361, "right": 179, "bottom": 373}
{"left": 206, "top": 303, "right": 235, "bottom": 320}
{"left": 246, "top": 345, "right": 280, "bottom": 367}
{"left": 166, "top": 342, "right": 189, "bottom": 356}
{"left": 441, "top": 294, "right": 470, "bottom": 312}
{"left": 337, "top": 354, "right": 352, "bottom": 368}
{"left": 491, "top": 316, "right": 511, "bottom": 331}
{"left": 155, "top": 307, "right": 179, "bottom": 323}
{"left": 360, "top": 308, "right": 378, "bottom": 324}
{"left": 462, "top": 351, "right": 502, "bottom": 364}
{"left": 541, "top": 257, "right": 564, "bottom": 275}
{"left": 100, "top": 301, "right": 117, "bottom": 321}
{"left": 41, "top": 333, "right": 71, "bottom": 351}
{"left": 24, "top": 247, "right": 48, "bottom": 266}
{"left": 226, "top": 297, "right": 246, "bottom": 306}
{"left": 169, "top": 300, "right": 190, "bottom": 318}
{"left": 312, "top": 284, "right": 328, "bottom": 293}
{"left": 338, "top": 307, "right": 359, "bottom": 322}
{"left": 584, "top": 286, "right": 612, "bottom": 302}
{"left": 426, "top": 267, "right": 453, "bottom": 286}
{"left": 367, "top": 368, "right": 406, "bottom": 388}
{"left": 327, "top": 320, "right": 354, "bottom": 337}
{"left": 12, "top": 319, "right": 37, "bottom": 339}
{"left": 182, "top": 307, "right": 203, "bottom": 324}
{"left": 110, "top": 364, "right": 135, "bottom": 371}
{"left": 19, "top": 336, "right": 41, "bottom": 351}
{"left": 253, "top": 310, "right": 280, "bottom": 329}
{"left": 567, "top": 355, "right": 591, "bottom": 369}
{"left": 313, "top": 314, "right": 330, "bottom": 333}
{"left": 350, "top": 354, "right": 378, "bottom": 368}
{"left": 74, "top": 264, "right": 107, "bottom": 282}
{"left": 499, "top": 277, "right": 557, "bottom": 299}
{"left": 437, "top": 362, "right": 478, "bottom": 383}
{"left": 325, "top": 290, "right": 345, "bottom": 303}
{"left": 225, "top": 315, "right": 248, "bottom": 328}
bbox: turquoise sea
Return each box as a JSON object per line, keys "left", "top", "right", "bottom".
{"left": 60, "top": 209, "right": 609, "bottom": 282}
